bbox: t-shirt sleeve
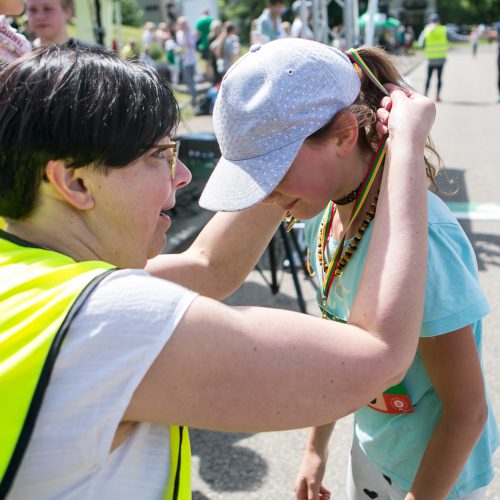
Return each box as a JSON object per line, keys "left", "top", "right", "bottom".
{"left": 33, "top": 269, "right": 197, "bottom": 473}
{"left": 421, "top": 221, "right": 490, "bottom": 336}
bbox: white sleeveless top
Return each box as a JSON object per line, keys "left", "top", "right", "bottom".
{"left": 8, "top": 269, "right": 197, "bottom": 499}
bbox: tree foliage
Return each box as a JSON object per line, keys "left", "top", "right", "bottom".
{"left": 437, "top": 0, "right": 500, "bottom": 25}
{"left": 119, "top": 0, "right": 144, "bottom": 27}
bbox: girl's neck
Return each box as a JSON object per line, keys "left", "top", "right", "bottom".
{"left": 331, "top": 163, "right": 383, "bottom": 241}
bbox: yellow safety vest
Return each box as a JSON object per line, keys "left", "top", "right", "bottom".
{"left": 0, "top": 231, "right": 191, "bottom": 499}
{"left": 423, "top": 24, "right": 448, "bottom": 60}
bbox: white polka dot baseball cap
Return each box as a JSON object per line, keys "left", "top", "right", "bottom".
{"left": 199, "top": 38, "right": 361, "bottom": 212}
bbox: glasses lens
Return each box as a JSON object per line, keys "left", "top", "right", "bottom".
{"left": 171, "top": 141, "right": 180, "bottom": 178}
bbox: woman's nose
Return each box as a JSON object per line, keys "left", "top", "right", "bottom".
{"left": 174, "top": 159, "right": 192, "bottom": 190}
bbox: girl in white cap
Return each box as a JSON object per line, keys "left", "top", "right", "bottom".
{"left": 198, "top": 39, "right": 497, "bottom": 500}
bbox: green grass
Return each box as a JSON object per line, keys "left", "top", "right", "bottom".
{"left": 67, "top": 23, "right": 143, "bottom": 47}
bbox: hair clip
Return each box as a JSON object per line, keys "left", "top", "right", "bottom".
{"left": 352, "top": 62, "right": 363, "bottom": 79}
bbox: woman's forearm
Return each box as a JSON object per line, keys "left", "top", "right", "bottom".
{"left": 349, "top": 89, "right": 432, "bottom": 381}
{"left": 146, "top": 203, "right": 285, "bottom": 298}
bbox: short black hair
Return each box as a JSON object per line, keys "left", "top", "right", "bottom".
{"left": 0, "top": 46, "right": 179, "bottom": 219}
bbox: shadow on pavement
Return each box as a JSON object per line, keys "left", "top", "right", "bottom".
{"left": 469, "top": 233, "right": 500, "bottom": 269}
{"left": 435, "top": 167, "right": 500, "bottom": 271}
{"left": 192, "top": 492, "right": 211, "bottom": 500}
{"left": 190, "top": 429, "right": 268, "bottom": 493}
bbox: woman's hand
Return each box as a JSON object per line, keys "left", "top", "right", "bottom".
{"left": 375, "top": 84, "right": 436, "bottom": 148}
{"left": 294, "top": 449, "right": 331, "bottom": 500}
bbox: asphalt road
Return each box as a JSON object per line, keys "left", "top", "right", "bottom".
{"left": 174, "top": 43, "right": 500, "bottom": 499}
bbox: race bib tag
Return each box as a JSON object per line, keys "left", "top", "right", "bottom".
{"left": 367, "top": 382, "right": 414, "bottom": 414}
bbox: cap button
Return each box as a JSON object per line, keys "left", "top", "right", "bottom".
{"left": 250, "top": 44, "right": 261, "bottom": 53}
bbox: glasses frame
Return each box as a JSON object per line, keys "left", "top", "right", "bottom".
{"left": 164, "top": 140, "right": 180, "bottom": 179}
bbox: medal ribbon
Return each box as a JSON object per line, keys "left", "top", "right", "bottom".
{"left": 318, "top": 50, "right": 414, "bottom": 414}
{"left": 319, "top": 48, "right": 391, "bottom": 308}
{"left": 320, "top": 136, "right": 386, "bottom": 306}
{"left": 346, "top": 48, "right": 390, "bottom": 97}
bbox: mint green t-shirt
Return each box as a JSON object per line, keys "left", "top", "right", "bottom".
{"left": 304, "top": 191, "right": 498, "bottom": 498}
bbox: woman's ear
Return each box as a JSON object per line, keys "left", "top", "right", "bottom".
{"left": 333, "top": 111, "right": 359, "bottom": 157}
{"left": 44, "top": 160, "right": 95, "bottom": 210}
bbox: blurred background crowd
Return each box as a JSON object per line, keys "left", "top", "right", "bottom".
{"left": 2, "top": 0, "right": 499, "bottom": 115}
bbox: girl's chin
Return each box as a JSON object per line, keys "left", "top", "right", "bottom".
{"left": 292, "top": 206, "right": 325, "bottom": 221}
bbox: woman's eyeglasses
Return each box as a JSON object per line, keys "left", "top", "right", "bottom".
{"left": 165, "top": 140, "right": 180, "bottom": 179}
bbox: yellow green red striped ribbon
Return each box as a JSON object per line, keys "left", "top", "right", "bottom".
{"left": 320, "top": 136, "right": 386, "bottom": 303}
{"left": 320, "top": 48, "right": 390, "bottom": 306}
{"left": 346, "top": 48, "right": 390, "bottom": 97}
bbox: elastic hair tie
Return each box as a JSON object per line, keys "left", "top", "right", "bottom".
{"left": 346, "top": 48, "right": 389, "bottom": 97}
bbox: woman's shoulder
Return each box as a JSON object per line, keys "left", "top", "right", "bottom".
{"left": 87, "top": 268, "right": 197, "bottom": 320}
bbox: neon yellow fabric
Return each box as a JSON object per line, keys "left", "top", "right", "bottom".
{"left": 0, "top": 236, "right": 113, "bottom": 482}
{"left": 0, "top": 218, "right": 5, "bottom": 230}
{"left": 165, "top": 426, "right": 192, "bottom": 499}
{"left": 423, "top": 25, "right": 448, "bottom": 59}
{"left": 0, "top": 234, "right": 192, "bottom": 498}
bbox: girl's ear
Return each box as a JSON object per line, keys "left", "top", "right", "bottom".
{"left": 333, "top": 111, "right": 359, "bottom": 157}
{"left": 44, "top": 160, "right": 95, "bottom": 210}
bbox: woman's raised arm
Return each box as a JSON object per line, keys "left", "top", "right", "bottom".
{"left": 126, "top": 87, "right": 435, "bottom": 432}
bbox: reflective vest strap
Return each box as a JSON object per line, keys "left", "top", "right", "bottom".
{"left": 0, "top": 269, "right": 116, "bottom": 500}
{"left": 166, "top": 426, "right": 191, "bottom": 500}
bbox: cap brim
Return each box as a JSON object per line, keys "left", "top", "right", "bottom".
{"left": 199, "top": 136, "right": 304, "bottom": 212}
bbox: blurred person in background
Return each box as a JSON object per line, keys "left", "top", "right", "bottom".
{"left": 141, "top": 21, "right": 156, "bottom": 47}
{"left": 155, "top": 21, "right": 169, "bottom": 47}
{"left": 282, "top": 20, "right": 291, "bottom": 37}
{"left": 120, "top": 39, "right": 139, "bottom": 60}
{"left": 207, "top": 19, "right": 222, "bottom": 82}
{"left": 26, "top": 0, "right": 98, "bottom": 48}
{"left": 165, "top": 27, "right": 180, "bottom": 85}
{"left": 139, "top": 46, "right": 155, "bottom": 67}
{"left": 176, "top": 16, "right": 198, "bottom": 107}
{"left": 418, "top": 13, "right": 463, "bottom": 102}
{"left": 256, "top": 0, "right": 286, "bottom": 43}
{"left": 195, "top": 7, "right": 213, "bottom": 80}
{"left": 290, "top": 0, "right": 313, "bottom": 40}
{"left": 213, "top": 20, "right": 240, "bottom": 79}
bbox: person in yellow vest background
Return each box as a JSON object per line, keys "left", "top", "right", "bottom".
{"left": 0, "top": 44, "right": 436, "bottom": 498}
{"left": 418, "top": 13, "right": 448, "bottom": 102}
